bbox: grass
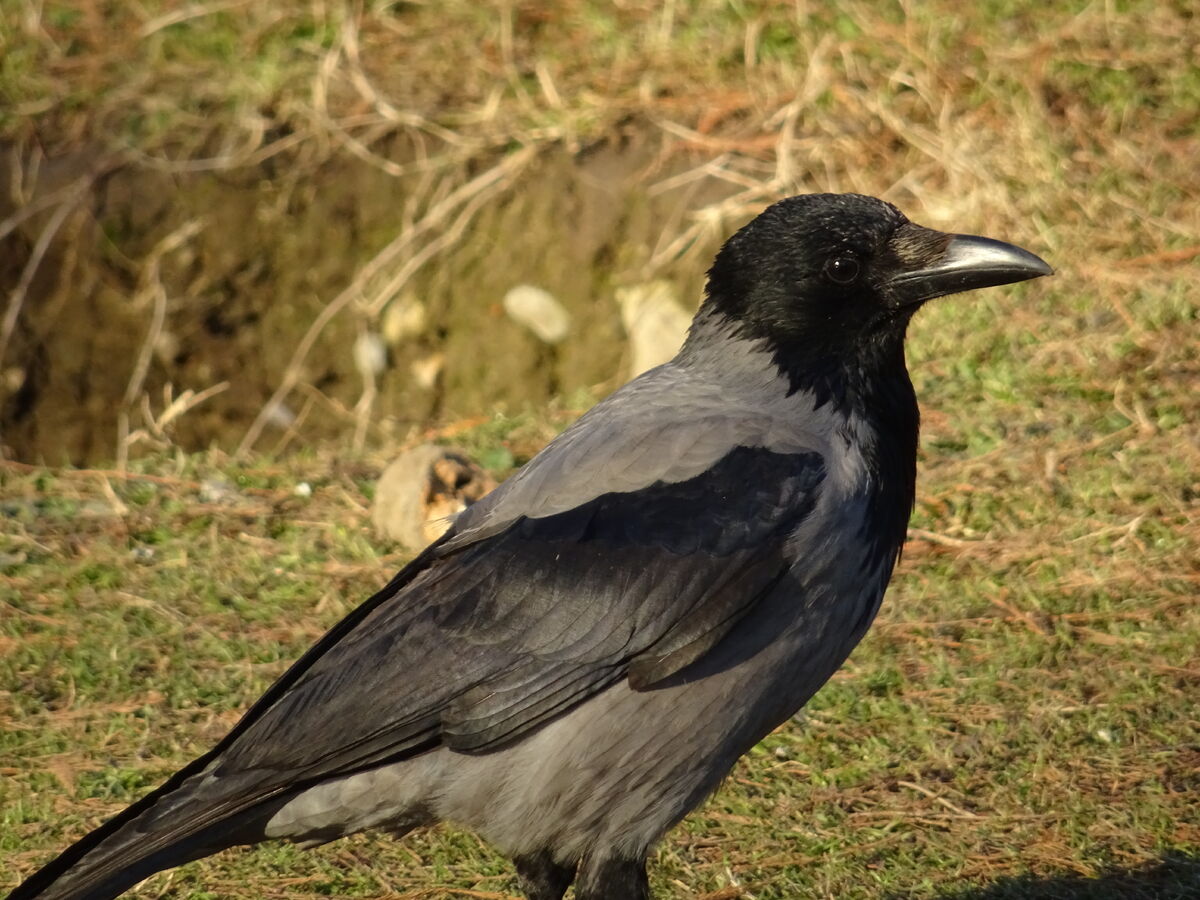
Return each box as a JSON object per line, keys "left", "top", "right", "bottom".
{"left": 4, "top": 0, "right": 1198, "bottom": 459}
{"left": 2, "top": 0, "right": 1199, "bottom": 897}
{"left": 1, "top": 259, "right": 1197, "bottom": 897}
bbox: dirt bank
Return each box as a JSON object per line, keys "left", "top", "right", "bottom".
{"left": 0, "top": 126, "right": 735, "bottom": 464}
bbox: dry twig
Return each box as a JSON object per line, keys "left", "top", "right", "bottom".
{"left": 0, "top": 179, "right": 91, "bottom": 367}
{"left": 116, "top": 219, "right": 206, "bottom": 472}
{"left": 237, "top": 146, "right": 536, "bottom": 458}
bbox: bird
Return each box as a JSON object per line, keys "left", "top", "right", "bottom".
{"left": 7, "top": 193, "right": 1051, "bottom": 900}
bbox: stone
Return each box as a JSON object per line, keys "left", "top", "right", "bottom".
{"left": 372, "top": 444, "right": 496, "bottom": 549}
{"left": 353, "top": 330, "right": 388, "bottom": 377}
{"left": 616, "top": 280, "right": 692, "bottom": 377}
{"left": 382, "top": 293, "right": 428, "bottom": 344}
{"left": 503, "top": 284, "right": 571, "bottom": 344}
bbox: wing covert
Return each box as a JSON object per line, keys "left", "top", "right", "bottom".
{"left": 214, "top": 444, "right": 824, "bottom": 782}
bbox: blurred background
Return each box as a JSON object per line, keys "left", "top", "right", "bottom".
{"left": 2, "top": 0, "right": 1193, "bottom": 465}
{"left": 2, "top": 3, "right": 1198, "bottom": 898}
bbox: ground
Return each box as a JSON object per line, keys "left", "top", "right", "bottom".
{"left": 2, "top": 279, "right": 1197, "bottom": 895}
{"left": 1, "top": 0, "right": 1198, "bottom": 897}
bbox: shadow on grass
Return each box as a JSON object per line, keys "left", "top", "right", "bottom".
{"left": 927, "top": 852, "right": 1200, "bottom": 900}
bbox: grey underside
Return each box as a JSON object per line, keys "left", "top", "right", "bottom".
{"left": 262, "top": 548, "right": 885, "bottom": 865}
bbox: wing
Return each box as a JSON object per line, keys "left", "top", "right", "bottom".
{"left": 215, "top": 442, "right": 824, "bottom": 781}
{"left": 202, "top": 363, "right": 830, "bottom": 786}
{"left": 445, "top": 360, "right": 826, "bottom": 549}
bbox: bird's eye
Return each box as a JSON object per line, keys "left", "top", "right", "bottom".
{"left": 823, "top": 256, "right": 860, "bottom": 284}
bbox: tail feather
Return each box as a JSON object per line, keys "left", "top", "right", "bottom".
{"left": 8, "top": 540, "right": 446, "bottom": 900}
{"left": 6, "top": 758, "right": 282, "bottom": 900}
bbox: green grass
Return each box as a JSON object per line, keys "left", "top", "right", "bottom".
{"left": 2, "top": 255, "right": 1197, "bottom": 897}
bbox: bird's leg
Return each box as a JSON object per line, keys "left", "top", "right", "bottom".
{"left": 574, "top": 854, "right": 650, "bottom": 900}
{"left": 513, "top": 849, "right": 576, "bottom": 900}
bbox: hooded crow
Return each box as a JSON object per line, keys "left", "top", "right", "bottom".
{"left": 7, "top": 193, "right": 1052, "bottom": 900}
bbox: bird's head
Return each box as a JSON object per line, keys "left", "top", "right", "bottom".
{"left": 697, "top": 193, "right": 1052, "bottom": 390}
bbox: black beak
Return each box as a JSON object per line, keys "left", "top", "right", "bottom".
{"left": 887, "top": 230, "right": 1053, "bottom": 306}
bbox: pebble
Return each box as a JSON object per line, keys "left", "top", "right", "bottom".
{"left": 372, "top": 445, "right": 496, "bottom": 548}
{"left": 503, "top": 285, "right": 571, "bottom": 344}
{"left": 616, "top": 280, "right": 692, "bottom": 377}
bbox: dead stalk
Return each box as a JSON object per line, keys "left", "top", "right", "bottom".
{"left": 116, "top": 219, "right": 206, "bottom": 473}
{"left": 237, "top": 145, "right": 536, "bottom": 458}
{"left": 0, "top": 182, "right": 89, "bottom": 367}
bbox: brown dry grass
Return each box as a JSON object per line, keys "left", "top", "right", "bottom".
{"left": 3, "top": 0, "right": 1196, "bottom": 460}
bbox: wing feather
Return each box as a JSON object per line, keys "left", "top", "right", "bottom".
{"left": 211, "top": 443, "right": 823, "bottom": 788}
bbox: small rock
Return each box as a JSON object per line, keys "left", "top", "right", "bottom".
{"left": 3, "top": 367, "right": 25, "bottom": 393}
{"left": 372, "top": 445, "right": 497, "bottom": 548}
{"left": 154, "top": 329, "right": 179, "bottom": 365}
{"left": 382, "top": 293, "right": 428, "bottom": 344}
{"left": 293, "top": 482, "right": 312, "bottom": 498}
{"left": 131, "top": 546, "right": 156, "bottom": 564}
{"left": 199, "top": 478, "right": 238, "bottom": 504}
{"left": 616, "top": 280, "right": 692, "bottom": 377}
{"left": 411, "top": 352, "right": 445, "bottom": 389}
{"left": 503, "top": 284, "right": 571, "bottom": 344}
{"left": 353, "top": 330, "right": 388, "bottom": 377}
{"left": 264, "top": 400, "right": 296, "bottom": 429}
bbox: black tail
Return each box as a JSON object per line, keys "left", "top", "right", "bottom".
{"left": 5, "top": 754, "right": 274, "bottom": 900}
{"left": 8, "top": 545, "right": 446, "bottom": 900}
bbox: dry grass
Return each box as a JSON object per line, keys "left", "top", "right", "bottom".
{"left": 3, "top": 0, "right": 1196, "bottom": 459}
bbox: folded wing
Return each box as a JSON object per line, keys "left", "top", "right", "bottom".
{"left": 219, "top": 442, "right": 824, "bottom": 777}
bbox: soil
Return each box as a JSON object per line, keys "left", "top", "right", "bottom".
{"left": 0, "top": 124, "right": 734, "bottom": 464}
